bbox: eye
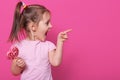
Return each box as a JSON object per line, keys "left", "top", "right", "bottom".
{"left": 46, "top": 21, "right": 49, "bottom": 25}
{"left": 45, "top": 20, "right": 50, "bottom": 25}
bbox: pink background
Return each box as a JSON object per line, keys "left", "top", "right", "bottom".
{"left": 0, "top": 0, "right": 120, "bottom": 80}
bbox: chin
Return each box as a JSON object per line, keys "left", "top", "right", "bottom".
{"left": 39, "top": 35, "right": 47, "bottom": 42}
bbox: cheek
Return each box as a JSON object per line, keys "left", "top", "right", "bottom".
{"left": 37, "top": 24, "right": 48, "bottom": 33}
{"left": 37, "top": 27, "right": 46, "bottom": 34}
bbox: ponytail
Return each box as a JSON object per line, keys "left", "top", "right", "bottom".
{"left": 8, "top": 1, "right": 51, "bottom": 42}
{"left": 8, "top": 1, "right": 23, "bottom": 42}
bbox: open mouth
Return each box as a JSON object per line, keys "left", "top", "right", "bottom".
{"left": 45, "top": 31, "right": 48, "bottom": 36}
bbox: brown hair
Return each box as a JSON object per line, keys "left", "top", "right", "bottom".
{"left": 8, "top": 1, "right": 50, "bottom": 42}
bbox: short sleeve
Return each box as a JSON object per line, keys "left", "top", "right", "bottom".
{"left": 13, "top": 43, "right": 23, "bottom": 58}
{"left": 47, "top": 41, "right": 56, "bottom": 52}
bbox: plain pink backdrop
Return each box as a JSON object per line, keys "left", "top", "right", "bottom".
{"left": 0, "top": 0, "right": 120, "bottom": 80}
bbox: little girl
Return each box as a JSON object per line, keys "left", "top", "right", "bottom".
{"left": 7, "top": 1, "right": 71, "bottom": 80}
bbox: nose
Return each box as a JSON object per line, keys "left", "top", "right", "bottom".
{"left": 49, "top": 23, "right": 52, "bottom": 28}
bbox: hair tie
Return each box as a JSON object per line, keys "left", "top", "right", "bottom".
{"left": 22, "top": 2, "right": 27, "bottom": 9}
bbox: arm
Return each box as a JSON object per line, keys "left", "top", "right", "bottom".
{"left": 11, "top": 57, "right": 26, "bottom": 76}
{"left": 49, "top": 29, "right": 72, "bottom": 67}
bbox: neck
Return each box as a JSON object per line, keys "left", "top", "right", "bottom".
{"left": 26, "top": 35, "right": 46, "bottom": 42}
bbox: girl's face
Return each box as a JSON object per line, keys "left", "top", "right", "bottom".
{"left": 35, "top": 12, "right": 52, "bottom": 41}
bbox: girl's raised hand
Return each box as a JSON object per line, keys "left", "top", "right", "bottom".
{"left": 57, "top": 29, "right": 72, "bottom": 42}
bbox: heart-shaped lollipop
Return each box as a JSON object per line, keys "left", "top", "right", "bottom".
{"left": 7, "top": 47, "right": 19, "bottom": 60}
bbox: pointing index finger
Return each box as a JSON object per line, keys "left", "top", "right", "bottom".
{"left": 64, "top": 29, "right": 72, "bottom": 33}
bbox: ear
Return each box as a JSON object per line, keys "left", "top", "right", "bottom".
{"left": 32, "top": 23, "right": 38, "bottom": 32}
{"left": 32, "top": 26, "right": 36, "bottom": 32}
{"left": 28, "top": 22, "right": 36, "bottom": 32}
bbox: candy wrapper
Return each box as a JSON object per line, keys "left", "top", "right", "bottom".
{"left": 7, "top": 47, "right": 19, "bottom": 60}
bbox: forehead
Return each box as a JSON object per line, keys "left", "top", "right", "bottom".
{"left": 42, "top": 12, "right": 51, "bottom": 21}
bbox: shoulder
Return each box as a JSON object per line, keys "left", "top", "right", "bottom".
{"left": 46, "top": 40, "right": 55, "bottom": 44}
{"left": 45, "top": 41, "right": 56, "bottom": 45}
{"left": 12, "top": 40, "right": 25, "bottom": 48}
{"left": 45, "top": 41, "right": 56, "bottom": 51}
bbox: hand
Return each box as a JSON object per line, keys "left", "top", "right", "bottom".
{"left": 57, "top": 29, "right": 72, "bottom": 42}
{"left": 15, "top": 57, "right": 26, "bottom": 69}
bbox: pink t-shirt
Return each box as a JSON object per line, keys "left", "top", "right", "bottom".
{"left": 13, "top": 39, "right": 56, "bottom": 80}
